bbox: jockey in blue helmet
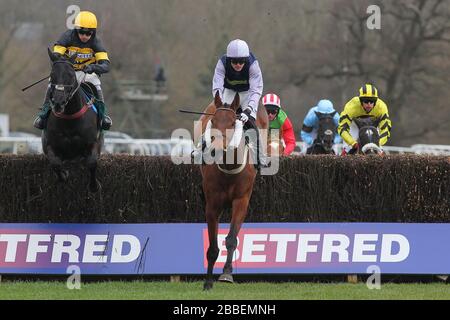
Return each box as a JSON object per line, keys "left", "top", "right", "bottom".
{"left": 300, "top": 99, "right": 342, "bottom": 154}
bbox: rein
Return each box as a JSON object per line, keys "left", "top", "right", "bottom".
{"left": 51, "top": 60, "right": 82, "bottom": 100}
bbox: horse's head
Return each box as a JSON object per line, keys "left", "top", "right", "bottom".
{"left": 355, "top": 118, "right": 382, "bottom": 154}
{"left": 47, "top": 48, "right": 78, "bottom": 113}
{"left": 205, "top": 91, "right": 242, "bottom": 152}
{"left": 315, "top": 111, "right": 336, "bottom": 153}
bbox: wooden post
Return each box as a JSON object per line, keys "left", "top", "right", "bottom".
{"left": 170, "top": 275, "right": 181, "bottom": 282}
{"left": 347, "top": 275, "right": 358, "bottom": 283}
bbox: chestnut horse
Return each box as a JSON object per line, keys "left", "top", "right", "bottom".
{"left": 201, "top": 92, "right": 257, "bottom": 290}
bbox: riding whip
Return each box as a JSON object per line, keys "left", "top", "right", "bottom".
{"left": 21, "top": 75, "right": 50, "bottom": 92}
{"left": 179, "top": 109, "right": 215, "bottom": 116}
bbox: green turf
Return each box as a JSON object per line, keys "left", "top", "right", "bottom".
{"left": 0, "top": 280, "right": 449, "bottom": 300}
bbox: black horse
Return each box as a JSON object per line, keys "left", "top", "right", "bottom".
{"left": 354, "top": 117, "right": 383, "bottom": 155}
{"left": 306, "top": 112, "right": 337, "bottom": 154}
{"left": 42, "top": 48, "right": 103, "bottom": 192}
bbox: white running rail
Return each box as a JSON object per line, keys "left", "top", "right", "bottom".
{"left": 1, "top": 137, "right": 449, "bottom": 156}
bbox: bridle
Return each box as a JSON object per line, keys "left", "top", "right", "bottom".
{"left": 317, "top": 116, "right": 335, "bottom": 151}
{"left": 205, "top": 106, "right": 244, "bottom": 150}
{"left": 49, "top": 60, "right": 83, "bottom": 109}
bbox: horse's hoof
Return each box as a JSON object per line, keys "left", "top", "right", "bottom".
{"left": 203, "top": 281, "right": 213, "bottom": 291}
{"left": 218, "top": 273, "right": 234, "bottom": 283}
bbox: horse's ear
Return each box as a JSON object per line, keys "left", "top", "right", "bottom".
{"left": 68, "top": 52, "right": 78, "bottom": 65}
{"left": 48, "top": 48, "right": 59, "bottom": 62}
{"left": 230, "top": 93, "right": 240, "bottom": 111}
{"left": 214, "top": 91, "right": 222, "bottom": 107}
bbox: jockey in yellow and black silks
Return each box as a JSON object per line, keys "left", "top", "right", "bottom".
{"left": 338, "top": 84, "right": 392, "bottom": 155}
{"left": 34, "top": 11, "right": 112, "bottom": 130}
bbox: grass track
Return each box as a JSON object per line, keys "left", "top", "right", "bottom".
{"left": 0, "top": 281, "right": 449, "bottom": 300}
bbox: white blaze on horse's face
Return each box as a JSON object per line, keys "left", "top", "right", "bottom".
{"left": 365, "top": 128, "right": 373, "bottom": 139}
{"left": 362, "top": 143, "right": 382, "bottom": 154}
{"left": 209, "top": 109, "right": 240, "bottom": 151}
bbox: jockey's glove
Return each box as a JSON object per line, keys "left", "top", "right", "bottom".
{"left": 83, "top": 64, "right": 95, "bottom": 74}
{"left": 351, "top": 142, "right": 360, "bottom": 152}
{"left": 239, "top": 108, "right": 252, "bottom": 123}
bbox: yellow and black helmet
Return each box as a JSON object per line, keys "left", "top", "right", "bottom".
{"left": 74, "top": 11, "right": 98, "bottom": 29}
{"left": 359, "top": 84, "right": 378, "bottom": 99}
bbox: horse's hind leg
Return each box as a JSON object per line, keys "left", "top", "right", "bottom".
{"left": 86, "top": 144, "right": 101, "bottom": 193}
{"left": 204, "top": 201, "right": 221, "bottom": 291}
{"left": 220, "top": 197, "right": 250, "bottom": 283}
{"left": 47, "top": 147, "right": 68, "bottom": 182}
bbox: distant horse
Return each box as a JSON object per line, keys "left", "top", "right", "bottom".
{"left": 267, "top": 129, "right": 284, "bottom": 156}
{"left": 306, "top": 112, "right": 337, "bottom": 155}
{"left": 201, "top": 92, "right": 257, "bottom": 290}
{"left": 42, "top": 48, "right": 103, "bottom": 192}
{"left": 354, "top": 117, "right": 383, "bottom": 155}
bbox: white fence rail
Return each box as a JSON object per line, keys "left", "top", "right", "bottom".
{"left": 0, "top": 137, "right": 449, "bottom": 156}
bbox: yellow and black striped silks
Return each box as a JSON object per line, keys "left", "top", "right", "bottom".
{"left": 338, "top": 96, "right": 392, "bottom": 146}
{"left": 53, "top": 30, "right": 109, "bottom": 71}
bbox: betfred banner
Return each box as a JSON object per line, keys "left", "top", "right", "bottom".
{"left": 0, "top": 223, "right": 450, "bottom": 274}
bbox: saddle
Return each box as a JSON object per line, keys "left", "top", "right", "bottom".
{"left": 80, "top": 83, "right": 100, "bottom": 103}
{"left": 80, "top": 83, "right": 104, "bottom": 129}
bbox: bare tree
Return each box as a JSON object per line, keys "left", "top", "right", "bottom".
{"left": 279, "top": 0, "right": 450, "bottom": 144}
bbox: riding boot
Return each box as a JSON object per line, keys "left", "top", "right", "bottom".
{"left": 244, "top": 117, "right": 269, "bottom": 171}
{"left": 96, "top": 89, "right": 112, "bottom": 130}
{"left": 33, "top": 85, "right": 52, "bottom": 130}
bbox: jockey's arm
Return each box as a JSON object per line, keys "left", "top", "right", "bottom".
{"left": 337, "top": 103, "right": 357, "bottom": 147}
{"left": 53, "top": 45, "right": 66, "bottom": 56}
{"left": 88, "top": 58, "right": 110, "bottom": 75}
{"left": 212, "top": 59, "right": 225, "bottom": 99}
{"left": 377, "top": 102, "right": 392, "bottom": 146}
{"left": 53, "top": 30, "right": 71, "bottom": 55}
{"left": 246, "top": 61, "right": 263, "bottom": 115}
{"left": 91, "top": 39, "right": 110, "bottom": 75}
{"left": 300, "top": 125, "right": 314, "bottom": 145}
{"left": 332, "top": 112, "right": 343, "bottom": 144}
{"left": 281, "top": 117, "right": 296, "bottom": 156}
{"left": 300, "top": 109, "right": 316, "bottom": 145}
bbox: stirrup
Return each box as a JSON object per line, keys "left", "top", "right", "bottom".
{"left": 257, "top": 157, "right": 270, "bottom": 170}
{"left": 101, "top": 116, "right": 112, "bottom": 130}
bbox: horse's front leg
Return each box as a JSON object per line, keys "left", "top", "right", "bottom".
{"left": 204, "top": 200, "right": 222, "bottom": 291}
{"left": 220, "top": 196, "right": 250, "bottom": 283}
{"left": 86, "top": 142, "right": 101, "bottom": 193}
{"left": 47, "top": 146, "right": 68, "bottom": 182}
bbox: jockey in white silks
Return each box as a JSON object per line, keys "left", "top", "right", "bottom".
{"left": 194, "top": 39, "right": 268, "bottom": 169}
